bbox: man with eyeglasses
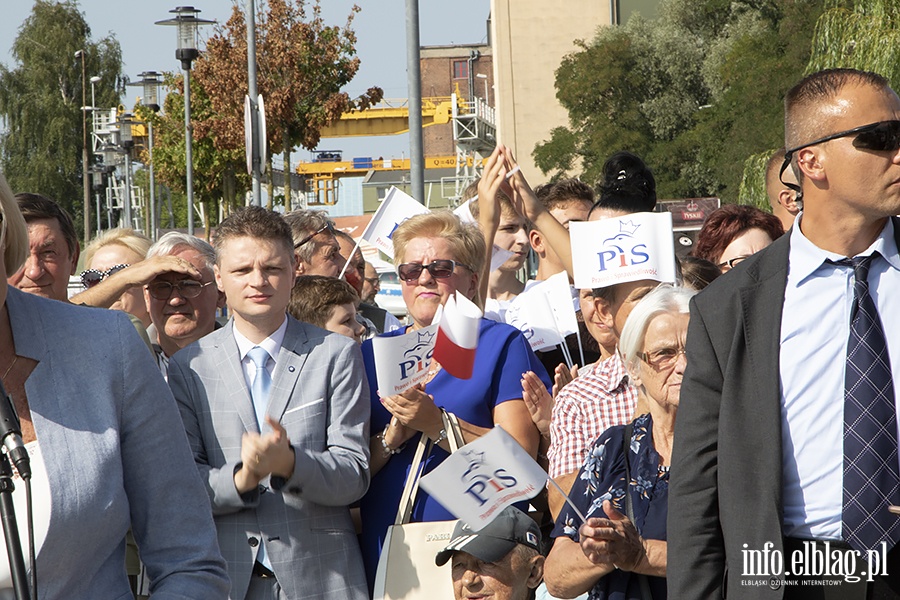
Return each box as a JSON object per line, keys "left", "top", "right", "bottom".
{"left": 142, "top": 232, "right": 225, "bottom": 375}
{"left": 670, "top": 68, "right": 900, "bottom": 599}
{"left": 283, "top": 209, "right": 343, "bottom": 278}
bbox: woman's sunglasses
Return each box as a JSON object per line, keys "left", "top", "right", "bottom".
{"left": 80, "top": 263, "right": 129, "bottom": 289}
{"left": 397, "top": 259, "right": 471, "bottom": 283}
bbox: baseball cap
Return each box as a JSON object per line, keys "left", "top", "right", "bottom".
{"left": 435, "top": 507, "right": 541, "bottom": 566}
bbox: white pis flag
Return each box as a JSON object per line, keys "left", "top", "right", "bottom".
{"left": 419, "top": 426, "right": 549, "bottom": 530}
{"left": 505, "top": 278, "right": 574, "bottom": 352}
{"left": 371, "top": 323, "right": 439, "bottom": 396}
{"left": 569, "top": 212, "right": 677, "bottom": 290}
{"left": 360, "top": 186, "right": 430, "bottom": 257}
{"left": 543, "top": 271, "right": 579, "bottom": 339}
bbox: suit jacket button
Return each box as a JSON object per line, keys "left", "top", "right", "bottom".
{"left": 248, "top": 537, "right": 259, "bottom": 547}
{"left": 258, "top": 485, "right": 267, "bottom": 494}
{"left": 768, "top": 578, "right": 781, "bottom": 590}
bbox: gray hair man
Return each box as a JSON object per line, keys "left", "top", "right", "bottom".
{"left": 283, "top": 209, "right": 343, "bottom": 277}
{"left": 144, "top": 232, "right": 225, "bottom": 370}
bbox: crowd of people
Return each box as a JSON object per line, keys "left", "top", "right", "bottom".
{"left": 1, "top": 66, "right": 899, "bottom": 600}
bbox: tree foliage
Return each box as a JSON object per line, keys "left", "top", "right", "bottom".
{"left": 190, "top": 0, "right": 382, "bottom": 211}
{"left": 140, "top": 72, "right": 248, "bottom": 236}
{"left": 534, "top": 0, "right": 823, "bottom": 203}
{"left": 0, "top": 0, "right": 123, "bottom": 221}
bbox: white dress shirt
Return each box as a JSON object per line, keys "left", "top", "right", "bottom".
{"left": 234, "top": 316, "right": 288, "bottom": 429}
{"left": 780, "top": 215, "right": 900, "bottom": 540}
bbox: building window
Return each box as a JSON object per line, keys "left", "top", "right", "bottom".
{"left": 453, "top": 60, "right": 468, "bottom": 80}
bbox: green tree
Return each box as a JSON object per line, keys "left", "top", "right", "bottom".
{"left": 192, "top": 0, "right": 382, "bottom": 211}
{"left": 142, "top": 72, "right": 247, "bottom": 237}
{"left": 0, "top": 0, "right": 123, "bottom": 222}
{"left": 534, "top": 0, "right": 823, "bottom": 203}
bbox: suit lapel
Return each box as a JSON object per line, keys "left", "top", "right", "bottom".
{"left": 215, "top": 322, "right": 261, "bottom": 434}
{"left": 268, "top": 317, "right": 311, "bottom": 422}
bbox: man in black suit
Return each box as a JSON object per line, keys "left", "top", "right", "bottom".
{"left": 669, "top": 68, "right": 900, "bottom": 599}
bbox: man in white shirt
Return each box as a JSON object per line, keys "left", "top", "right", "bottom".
{"left": 670, "top": 68, "right": 900, "bottom": 599}
{"left": 168, "top": 206, "right": 370, "bottom": 600}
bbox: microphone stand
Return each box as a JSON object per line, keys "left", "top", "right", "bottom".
{"left": 0, "top": 453, "right": 28, "bottom": 600}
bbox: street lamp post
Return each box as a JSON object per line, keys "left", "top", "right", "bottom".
{"left": 156, "top": 7, "right": 214, "bottom": 236}
{"left": 75, "top": 49, "right": 90, "bottom": 247}
{"left": 129, "top": 71, "right": 162, "bottom": 240}
{"left": 100, "top": 144, "right": 120, "bottom": 228}
{"left": 118, "top": 114, "right": 135, "bottom": 229}
{"left": 90, "top": 166, "right": 104, "bottom": 233}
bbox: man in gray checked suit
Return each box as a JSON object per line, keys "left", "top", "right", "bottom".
{"left": 168, "top": 206, "right": 370, "bottom": 600}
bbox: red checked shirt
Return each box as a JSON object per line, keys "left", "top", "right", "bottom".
{"left": 547, "top": 352, "right": 638, "bottom": 479}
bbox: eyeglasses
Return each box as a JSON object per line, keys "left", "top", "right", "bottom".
{"left": 81, "top": 263, "right": 130, "bottom": 289}
{"left": 147, "top": 280, "right": 214, "bottom": 300}
{"left": 397, "top": 259, "right": 471, "bottom": 282}
{"left": 294, "top": 222, "right": 335, "bottom": 249}
{"left": 718, "top": 255, "right": 751, "bottom": 271}
{"left": 640, "top": 345, "right": 686, "bottom": 370}
{"left": 779, "top": 120, "right": 900, "bottom": 199}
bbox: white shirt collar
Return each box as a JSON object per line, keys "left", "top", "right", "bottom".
{"left": 789, "top": 213, "right": 900, "bottom": 285}
{"left": 233, "top": 316, "right": 288, "bottom": 363}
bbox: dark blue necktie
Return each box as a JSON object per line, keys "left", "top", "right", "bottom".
{"left": 838, "top": 253, "right": 900, "bottom": 553}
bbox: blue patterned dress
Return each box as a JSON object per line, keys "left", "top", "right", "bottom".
{"left": 552, "top": 413, "right": 668, "bottom": 600}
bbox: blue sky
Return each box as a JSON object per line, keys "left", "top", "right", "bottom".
{"left": 0, "top": 1, "right": 490, "bottom": 162}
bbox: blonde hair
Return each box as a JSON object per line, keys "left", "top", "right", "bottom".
{"left": 83, "top": 228, "right": 152, "bottom": 268}
{"left": 391, "top": 211, "right": 485, "bottom": 305}
{"left": 0, "top": 172, "right": 28, "bottom": 275}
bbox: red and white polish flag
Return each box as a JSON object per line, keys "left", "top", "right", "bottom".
{"left": 433, "top": 292, "right": 482, "bottom": 379}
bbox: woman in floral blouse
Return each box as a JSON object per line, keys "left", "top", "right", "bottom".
{"left": 544, "top": 285, "right": 695, "bottom": 600}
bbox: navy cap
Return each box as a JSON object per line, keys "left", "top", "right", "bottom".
{"left": 435, "top": 507, "right": 541, "bottom": 567}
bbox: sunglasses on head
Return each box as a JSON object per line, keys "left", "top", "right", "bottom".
{"left": 147, "top": 280, "right": 214, "bottom": 301}
{"left": 779, "top": 120, "right": 900, "bottom": 199}
{"left": 294, "top": 222, "right": 335, "bottom": 249}
{"left": 397, "top": 259, "right": 471, "bottom": 282}
{"left": 80, "top": 263, "right": 129, "bottom": 289}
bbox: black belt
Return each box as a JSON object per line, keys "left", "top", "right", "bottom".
{"left": 252, "top": 561, "right": 276, "bottom": 579}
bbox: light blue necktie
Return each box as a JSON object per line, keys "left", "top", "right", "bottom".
{"left": 246, "top": 345, "right": 273, "bottom": 571}
{"left": 248, "top": 346, "right": 271, "bottom": 430}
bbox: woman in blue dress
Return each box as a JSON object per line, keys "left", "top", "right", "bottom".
{"left": 544, "top": 285, "right": 695, "bottom": 600}
{"left": 358, "top": 211, "right": 550, "bottom": 590}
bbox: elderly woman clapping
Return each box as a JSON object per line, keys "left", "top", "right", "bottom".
{"left": 358, "top": 211, "right": 550, "bottom": 590}
{"left": 544, "top": 285, "right": 695, "bottom": 600}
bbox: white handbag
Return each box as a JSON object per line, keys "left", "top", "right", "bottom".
{"left": 373, "top": 411, "right": 465, "bottom": 600}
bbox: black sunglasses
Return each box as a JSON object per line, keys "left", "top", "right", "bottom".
{"left": 147, "top": 280, "right": 214, "bottom": 301}
{"left": 397, "top": 259, "right": 471, "bottom": 282}
{"left": 294, "top": 222, "right": 335, "bottom": 249}
{"left": 81, "top": 263, "right": 130, "bottom": 289}
{"left": 779, "top": 120, "right": 900, "bottom": 201}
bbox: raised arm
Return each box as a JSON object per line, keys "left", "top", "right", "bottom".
{"left": 475, "top": 146, "right": 508, "bottom": 306}
{"left": 71, "top": 254, "right": 200, "bottom": 308}
{"left": 499, "top": 146, "right": 574, "bottom": 277}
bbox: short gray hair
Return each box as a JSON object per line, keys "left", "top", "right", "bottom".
{"left": 147, "top": 231, "right": 216, "bottom": 272}
{"left": 283, "top": 209, "right": 334, "bottom": 264}
{"left": 619, "top": 284, "right": 695, "bottom": 376}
